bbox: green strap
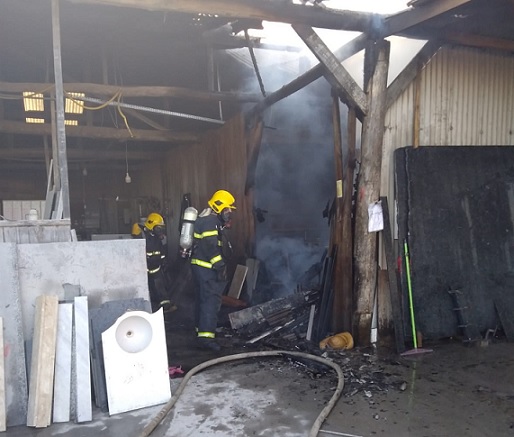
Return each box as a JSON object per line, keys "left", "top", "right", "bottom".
{"left": 404, "top": 240, "right": 418, "bottom": 349}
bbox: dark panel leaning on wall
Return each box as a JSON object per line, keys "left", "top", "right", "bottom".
{"left": 395, "top": 146, "right": 514, "bottom": 340}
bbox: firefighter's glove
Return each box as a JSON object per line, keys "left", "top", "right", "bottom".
{"left": 216, "top": 265, "right": 228, "bottom": 282}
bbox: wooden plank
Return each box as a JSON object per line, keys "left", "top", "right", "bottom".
{"left": 380, "top": 196, "right": 406, "bottom": 353}
{"left": 227, "top": 265, "right": 248, "bottom": 299}
{"left": 245, "top": 258, "right": 260, "bottom": 302}
{"left": 27, "top": 295, "right": 59, "bottom": 428}
{"left": 292, "top": 25, "right": 367, "bottom": 118}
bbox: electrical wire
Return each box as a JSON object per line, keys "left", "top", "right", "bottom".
{"left": 73, "top": 94, "right": 225, "bottom": 125}
{"left": 65, "top": 90, "right": 122, "bottom": 111}
{"left": 116, "top": 93, "right": 134, "bottom": 137}
{"left": 137, "top": 350, "right": 345, "bottom": 437}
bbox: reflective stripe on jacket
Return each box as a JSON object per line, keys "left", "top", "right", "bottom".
{"left": 190, "top": 212, "right": 224, "bottom": 270}
{"left": 145, "top": 232, "right": 166, "bottom": 273}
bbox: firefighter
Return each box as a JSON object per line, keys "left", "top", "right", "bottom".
{"left": 191, "top": 190, "right": 236, "bottom": 351}
{"left": 131, "top": 222, "right": 144, "bottom": 238}
{"left": 144, "top": 212, "right": 176, "bottom": 313}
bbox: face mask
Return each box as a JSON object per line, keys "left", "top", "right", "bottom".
{"left": 219, "top": 208, "right": 232, "bottom": 225}
{"left": 153, "top": 225, "right": 165, "bottom": 237}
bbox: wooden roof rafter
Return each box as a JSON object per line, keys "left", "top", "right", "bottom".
{"left": 65, "top": 0, "right": 380, "bottom": 33}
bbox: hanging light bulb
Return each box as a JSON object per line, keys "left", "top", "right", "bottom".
{"left": 124, "top": 141, "right": 131, "bottom": 183}
{"left": 82, "top": 167, "right": 88, "bottom": 176}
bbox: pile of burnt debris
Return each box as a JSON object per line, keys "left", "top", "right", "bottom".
{"left": 217, "top": 288, "right": 409, "bottom": 399}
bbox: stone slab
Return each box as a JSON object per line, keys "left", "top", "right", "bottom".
{"left": 0, "top": 318, "right": 6, "bottom": 432}
{"left": 53, "top": 303, "right": 73, "bottom": 423}
{"left": 0, "top": 243, "right": 28, "bottom": 427}
{"left": 16, "top": 239, "right": 149, "bottom": 341}
{"left": 89, "top": 298, "right": 151, "bottom": 412}
{"left": 102, "top": 309, "right": 171, "bottom": 415}
{"left": 72, "top": 296, "right": 92, "bottom": 423}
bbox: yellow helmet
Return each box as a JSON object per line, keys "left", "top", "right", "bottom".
{"left": 131, "top": 223, "right": 142, "bottom": 237}
{"left": 208, "top": 190, "right": 236, "bottom": 214}
{"left": 144, "top": 212, "right": 164, "bottom": 231}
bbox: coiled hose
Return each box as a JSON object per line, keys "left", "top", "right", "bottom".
{"left": 137, "top": 350, "right": 345, "bottom": 437}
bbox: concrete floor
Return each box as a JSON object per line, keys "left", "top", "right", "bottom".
{"left": 4, "top": 323, "right": 514, "bottom": 437}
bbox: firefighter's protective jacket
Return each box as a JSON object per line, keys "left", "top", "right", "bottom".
{"left": 191, "top": 211, "right": 224, "bottom": 270}
{"left": 145, "top": 231, "right": 166, "bottom": 274}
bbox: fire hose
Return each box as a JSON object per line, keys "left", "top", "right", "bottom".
{"left": 137, "top": 350, "right": 345, "bottom": 437}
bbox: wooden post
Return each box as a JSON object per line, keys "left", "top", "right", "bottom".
{"left": 331, "top": 92, "right": 344, "bottom": 332}
{"left": 353, "top": 40, "right": 390, "bottom": 346}
{"left": 51, "top": 0, "right": 71, "bottom": 219}
{"left": 340, "top": 107, "right": 356, "bottom": 333}
{"left": 413, "top": 73, "right": 421, "bottom": 148}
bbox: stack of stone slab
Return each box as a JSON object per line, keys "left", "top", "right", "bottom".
{"left": 26, "top": 295, "right": 93, "bottom": 427}
{"left": 0, "top": 238, "right": 150, "bottom": 429}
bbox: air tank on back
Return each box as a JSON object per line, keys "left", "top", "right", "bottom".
{"left": 179, "top": 206, "right": 198, "bottom": 258}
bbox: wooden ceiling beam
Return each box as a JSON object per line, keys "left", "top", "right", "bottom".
{"left": 383, "top": 0, "right": 472, "bottom": 36}
{"left": 0, "top": 147, "right": 155, "bottom": 162}
{"left": 246, "top": 32, "right": 369, "bottom": 119}
{"left": 65, "top": 0, "right": 379, "bottom": 32}
{"left": 293, "top": 24, "right": 367, "bottom": 119}
{"left": 0, "top": 120, "right": 198, "bottom": 143}
{"left": 386, "top": 39, "right": 442, "bottom": 109}
{"left": 0, "top": 81, "right": 261, "bottom": 104}
{"left": 443, "top": 32, "right": 514, "bottom": 52}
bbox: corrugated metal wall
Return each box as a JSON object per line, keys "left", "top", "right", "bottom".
{"left": 378, "top": 45, "right": 514, "bottom": 337}
{"left": 382, "top": 45, "right": 514, "bottom": 207}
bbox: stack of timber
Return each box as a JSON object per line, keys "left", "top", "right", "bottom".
{"left": 229, "top": 289, "right": 318, "bottom": 337}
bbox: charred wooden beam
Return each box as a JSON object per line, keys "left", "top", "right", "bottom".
{"left": 383, "top": 0, "right": 472, "bottom": 36}
{"left": 229, "top": 290, "right": 314, "bottom": 333}
{"left": 246, "top": 33, "right": 369, "bottom": 120}
{"left": 0, "top": 81, "right": 261, "bottom": 104}
{"left": 66, "top": 0, "right": 380, "bottom": 32}
{"left": 293, "top": 24, "right": 367, "bottom": 119}
{"left": 0, "top": 120, "right": 197, "bottom": 143}
{"left": 386, "top": 39, "right": 442, "bottom": 109}
{"left": 443, "top": 32, "right": 514, "bottom": 53}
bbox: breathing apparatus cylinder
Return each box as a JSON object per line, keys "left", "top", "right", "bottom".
{"left": 179, "top": 206, "right": 198, "bottom": 258}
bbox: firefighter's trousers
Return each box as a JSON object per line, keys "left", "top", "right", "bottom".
{"left": 191, "top": 264, "right": 227, "bottom": 336}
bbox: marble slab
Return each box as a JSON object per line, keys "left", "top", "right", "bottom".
{"left": 102, "top": 309, "right": 171, "bottom": 415}
{"left": 72, "top": 296, "right": 92, "bottom": 423}
{"left": 0, "top": 244, "right": 27, "bottom": 427}
{"left": 53, "top": 303, "right": 73, "bottom": 423}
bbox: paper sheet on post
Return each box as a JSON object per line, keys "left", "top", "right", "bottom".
{"left": 368, "top": 201, "right": 384, "bottom": 232}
